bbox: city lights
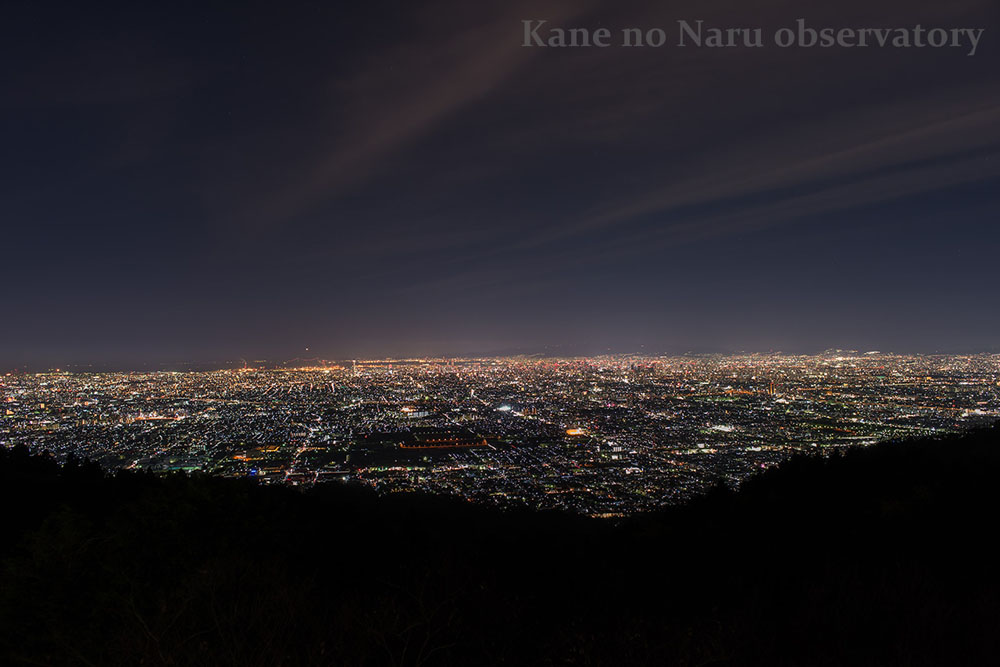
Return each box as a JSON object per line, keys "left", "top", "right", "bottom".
{"left": 2, "top": 352, "right": 997, "bottom": 516}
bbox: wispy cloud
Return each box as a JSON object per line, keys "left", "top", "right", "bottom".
{"left": 242, "top": 0, "right": 593, "bottom": 227}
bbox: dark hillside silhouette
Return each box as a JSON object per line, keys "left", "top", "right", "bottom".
{"left": 2, "top": 425, "right": 999, "bottom": 665}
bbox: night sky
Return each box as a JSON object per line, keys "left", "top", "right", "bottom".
{"left": 3, "top": 0, "right": 999, "bottom": 368}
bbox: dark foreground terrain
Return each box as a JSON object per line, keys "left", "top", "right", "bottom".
{"left": 2, "top": 426, "right": 999, "bottom": 666}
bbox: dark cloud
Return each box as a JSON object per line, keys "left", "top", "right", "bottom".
{"left": 1, "top": 0, "right": 998, "bottom": 367}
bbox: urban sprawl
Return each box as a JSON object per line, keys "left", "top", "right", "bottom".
{"left": 2, "top": 353, "right": 998, "bottom": 517}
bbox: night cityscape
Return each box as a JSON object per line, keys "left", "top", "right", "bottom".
{"left": 4, "top": 353, "right": 998, "bottom": 516}
{"left": 3, "top": 0, "right": 999, "bottom": 663}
